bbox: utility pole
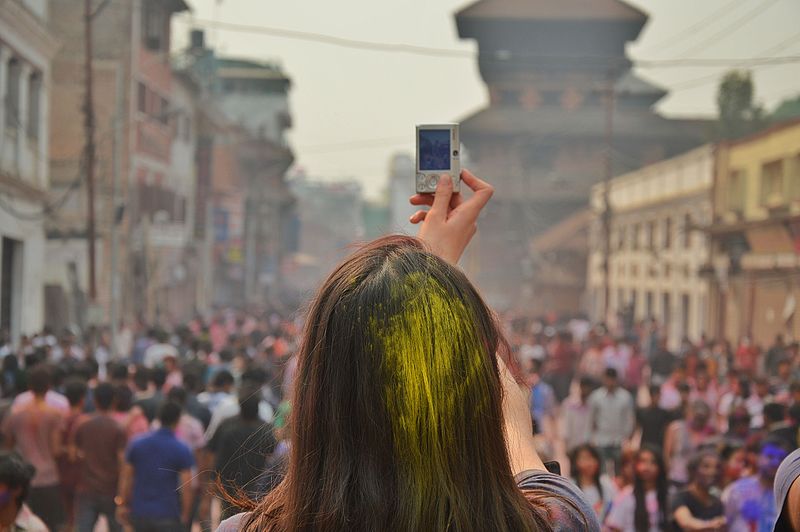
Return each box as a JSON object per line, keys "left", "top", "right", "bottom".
{"left": 601, "top": 68, "right": 615, "bottom": 323}
{"left": 84, "top": 0, "right": 97, "bottom": 302}
{"left": 110, "top": 64, "right": 124, "bottom": 359}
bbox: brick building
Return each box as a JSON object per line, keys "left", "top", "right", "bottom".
{"left": 46, "top": 0, "right": 203, "bottom": 327}
{"left": 181, "top": 30, "right": 296, "bottom": 307}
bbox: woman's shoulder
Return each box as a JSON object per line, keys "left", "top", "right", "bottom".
{"left": 516, "top": 470, "right": 601, "bottom": 532}
{"left": 217, "top": 512, "right": 248, "bottom": 532}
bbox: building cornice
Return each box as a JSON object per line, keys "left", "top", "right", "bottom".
{"left": 0, "top": 1, "right": 60, "bottom": 60}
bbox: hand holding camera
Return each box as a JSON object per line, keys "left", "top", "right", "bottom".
{"left": 409, "top": 169, "right": 493, "bottom": 265}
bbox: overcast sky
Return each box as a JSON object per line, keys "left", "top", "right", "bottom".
{"left": 172, "top": 0, "right": 800, "bottom": 200}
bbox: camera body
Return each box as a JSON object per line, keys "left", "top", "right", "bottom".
{"left": 415, "top": 123, "right": 460, "bottom": 194}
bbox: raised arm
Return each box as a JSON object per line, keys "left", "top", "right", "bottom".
{"left": 498, "top": 356, "right": 547, "bottom": 474}
{"left": 409, "top": 169, "right": 494, "bottom": 265}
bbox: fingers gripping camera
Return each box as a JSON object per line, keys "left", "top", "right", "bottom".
{"left": 416, "top": 124, "right": 460, "bottom": 194}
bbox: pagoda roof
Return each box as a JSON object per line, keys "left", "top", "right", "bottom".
{"left": 460, "top": 105, "right": 709, "bottom": 141}
{"left": 531, "top": 208, "right": 592, "bottom": 254}
{"left": 615, "top": 72, "right": 667, "bottom": 98}
{"left": 456, "top": 0, "right": 647, "bottom": 23}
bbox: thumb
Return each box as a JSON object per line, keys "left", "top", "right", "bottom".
{"left": 428, "top": 174, "right": 453, "bottom": 223}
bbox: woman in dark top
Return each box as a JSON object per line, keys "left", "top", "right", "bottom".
{"left": 217, "top": 171, "right": 599, "bottom": 531}
{"left": 671, "top": 450, "right": 726, "bottom": 531}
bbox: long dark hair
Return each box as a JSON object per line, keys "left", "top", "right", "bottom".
{"left": 633, "top": 445, "right": 669, "bottom": 532}
{"left": 569, "top": 444, "right": 603, "bottom": 501}
{"left": 237, "top": 235, "right": 572, "bottom": 531}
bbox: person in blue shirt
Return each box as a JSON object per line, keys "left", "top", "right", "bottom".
{"left": 117, "top": 401, "right": 195, "bottom": 532}
{"left": 725, "top": 437, "right": 791, "bottom": 532}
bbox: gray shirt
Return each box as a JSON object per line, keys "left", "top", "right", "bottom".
{"left": 588, "top": 386, "right": 634, "bottom": 446}
{"left": 216, "top": 471, "right": 601, "bottom": 531}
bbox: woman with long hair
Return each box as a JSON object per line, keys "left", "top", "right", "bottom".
{"left": 605, "top": 445, "right": 669, "bottom": 532}
{"left": 569, "top": 444, "right": 616, "bottom": 520}
{"left": 217, "top": 171, "right": 599, "bottom": 531}
{"left": 671, "top": 450, "right": 725, "bottom": 531}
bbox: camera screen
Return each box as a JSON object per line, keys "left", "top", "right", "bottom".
{"left": 418, "top": 129, "right": 451, "bottom": 171}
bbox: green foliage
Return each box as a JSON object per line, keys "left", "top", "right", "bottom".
{"left": 715, "top": 70, "right": 766, "bottom": 140}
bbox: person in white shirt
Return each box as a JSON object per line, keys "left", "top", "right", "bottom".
{"left": 143, "top": 330, "right": 178, "bottom": 368}
{"left": 589, "top": 368, "right": 634, "bottom": 476}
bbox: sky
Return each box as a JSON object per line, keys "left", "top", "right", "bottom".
{"left": 172, "top": 0, "right": 800, "bottom": 200}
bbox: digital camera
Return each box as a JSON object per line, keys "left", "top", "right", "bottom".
{"left": 415, "top": 123, "right": 460, "bottom": 194}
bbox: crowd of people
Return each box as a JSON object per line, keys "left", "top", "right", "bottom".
{"left": 0, "top": 310, "right": 300, "bottom": 532}
{"left": 506, "top": 315, "right": 800, "bottom": 532}
{"left": 0, "top": 309, "right": 799, "bottom": 531}
{"left": 1, "top": 308, "right": 800, "bottom": 532}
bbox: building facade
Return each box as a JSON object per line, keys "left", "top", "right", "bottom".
{"left": 0, "top": 0, "right": 58, "bottom": 340}
{"left": 46, "top": 0, "right": 195, "bottom": 327}
{"left": 182, "top": 30, "right": 296, "bottom": 307}
{"left": 708, "top": 119, "right": 800, "bottom": 346}
{"left": 588, "top": 145, "right": 715, "bottom": 348}
{"left": 454, "top": 0, "right": 708, "bottom": 307}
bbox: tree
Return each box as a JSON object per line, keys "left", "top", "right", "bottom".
{"left": 716, "top": 70, "right": 765, "bottom": 140}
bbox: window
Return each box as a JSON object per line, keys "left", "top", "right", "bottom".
{"left": 499, "top": 89, "right": 520, "bottom": 105}
{"left": 683, "top": 214, "right": 692, "bottom": 249}
{"left": 138, "top": 82, "right": 147, "bottom": 113}
{"left": 760, "top": 160, "right": 785, "bottom": 207}
{"left": 662, "top": 292, "right": 671, "bottom": 328}
{"left": 792, "top": 155, "right": 800, "bottom": 201}
{"left": 647, "top": 221, "right": 656, "bottom": 250}
{"left": 631, "top": 223, "right": 640, "bottom": 250}
{"left": 663, "top": 217, "right": 672, "bottom": 249}
{"left": 727, "top": 170, "right": 746, "bottom": 214}
{"left": 158, "top": 97, "right": 169, "bottom": 124}
{"left": 681, "top": 294, "right": 690, "bottom": 341}
{"left": 616, "top": 227, "right": 625, "bottom": 250}
{"left": 645, "top": 291, "right": 653, "bottom": 317}
{"left": 142, "top": 1, "right": 167, "bottom": 51}
{"left": 27, "top": 72, "right": 41, "bottom": 139}
{"left": 5, "top": 59, "right": 20, "bottom": 129}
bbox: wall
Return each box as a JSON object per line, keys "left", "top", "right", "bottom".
{"left": 588, "top": 145, "right": 714, "bottom": 347}
{"left": 218, "top": 91, "right": 289, "bottom": 145}
{"left": 0, "top": 201, "right": 46, "bottom": 338}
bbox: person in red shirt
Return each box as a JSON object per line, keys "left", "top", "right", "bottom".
{"left": 73, "top": 383, "right": 127, "bottom": 532}
{"left": 734, "top": 337, "right": 759, "bottom": 374}
{"left": 2, "top": 365, "right": 65, "bottom": 531}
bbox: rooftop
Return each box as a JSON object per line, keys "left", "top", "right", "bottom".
{"left": 615, "top": 72, "right": 667, "bottom": 98}
{"left": 460, "top": 105, "right": 709, "bottom": 141}
{"left": 215, "top": 58, "right": 289, "bottom": 81}
{"left": 456, "top": 0, "right": 647, "bottom": 23}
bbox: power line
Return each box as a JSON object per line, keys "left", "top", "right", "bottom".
{"left": 180, "top": 16, "right": 800, "bottom": 69}
{"left": 642, "top": 0, "right": 749, "bottom": 54}
{"left": 668, "top": 29, "right": 800, "bottom": 92}
{"left": 180, "top": 17, "right": 474, "bottom": 58}
{"left": 676, "top": 0, "right": 782, "bottom": 58}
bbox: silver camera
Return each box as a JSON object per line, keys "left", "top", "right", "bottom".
{"left": 415, "top": 123, "right": 460, "bottom": 194}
